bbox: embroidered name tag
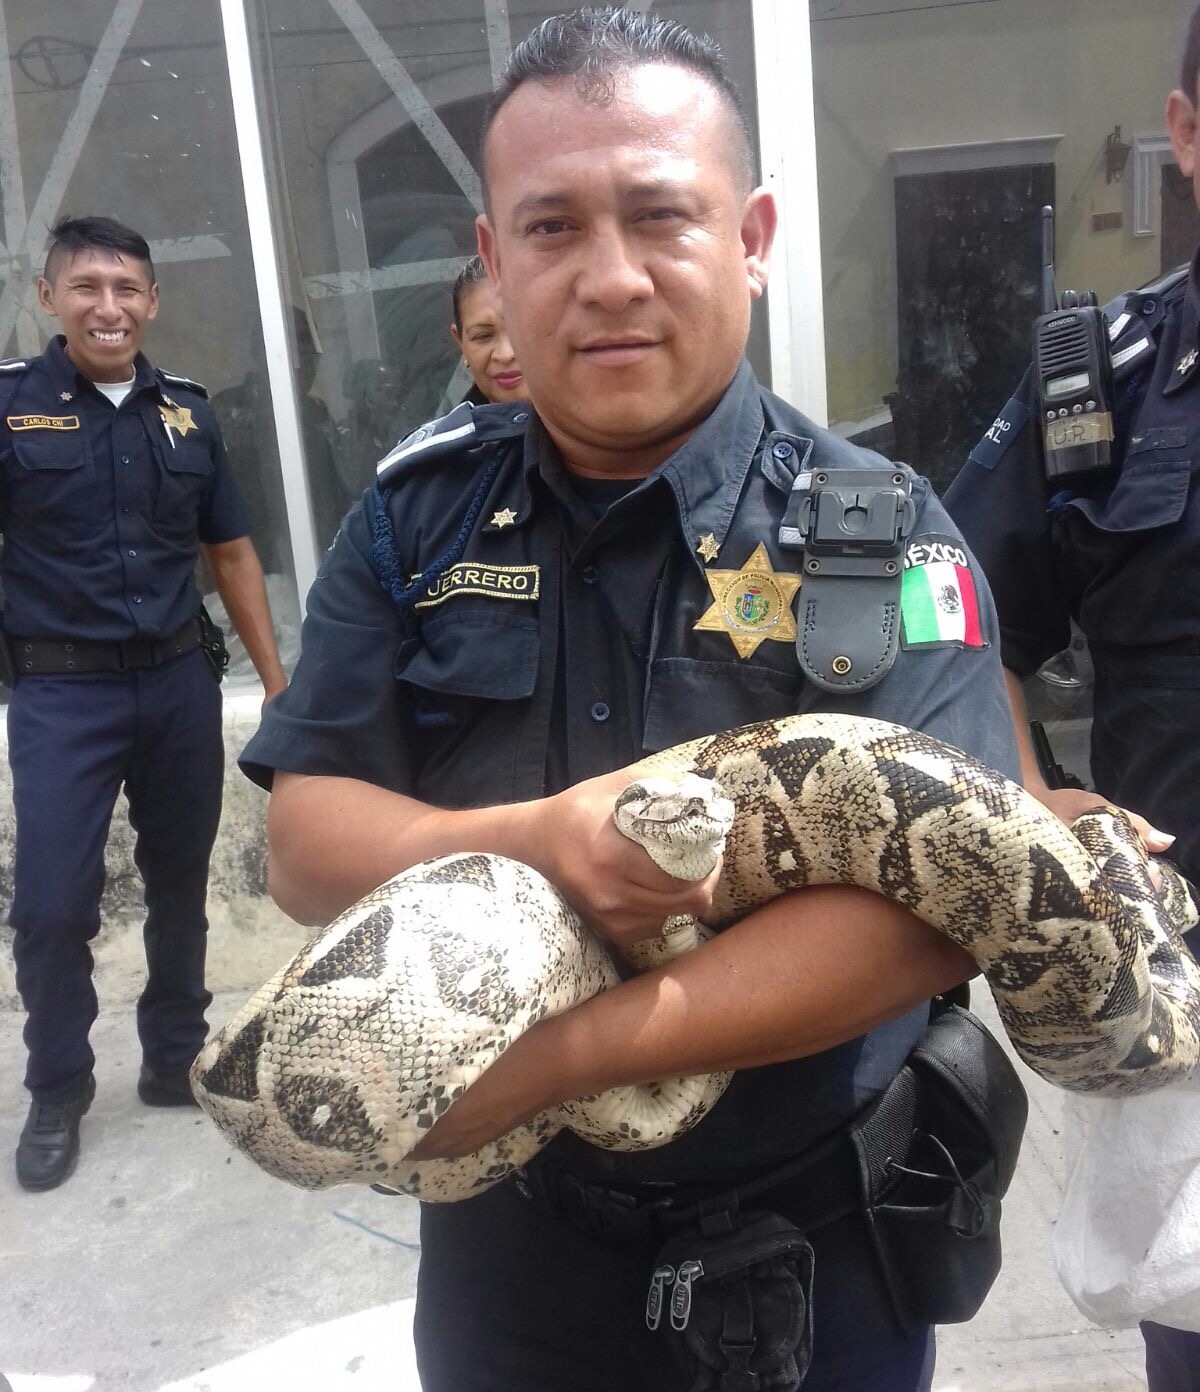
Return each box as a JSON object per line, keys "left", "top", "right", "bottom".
{"left": 413, "top": 562, "right": 540, "bottom": 609}
{"left": 7, "top": 414, "right": 80, "bottom": 431}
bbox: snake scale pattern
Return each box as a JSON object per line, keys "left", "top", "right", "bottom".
{"left": 191, "top": 713, "right": 1200, "bottom": 1201}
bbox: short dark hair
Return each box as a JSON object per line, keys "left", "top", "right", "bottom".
{"left": 451, "top": 254, "right": 489, "bottom": 330}
{"left": 1182, "top": 5, "right": 1200, "bottom": 101}
{"left": 483, "top": 6, "right": 754, "bottom": 194}
{"left": 44, "top": 215, "right": 155, "bottom": 285}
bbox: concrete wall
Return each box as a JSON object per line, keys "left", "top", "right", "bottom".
{"left": 813, "top": 0, "right": 1191, "bottom": 428}
{"left": 0, "top": 690, "right": 307, "bottom": 1013}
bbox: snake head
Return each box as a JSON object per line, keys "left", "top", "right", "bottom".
{"left": 613, "top": 774, "right": 735, "bottom": 879}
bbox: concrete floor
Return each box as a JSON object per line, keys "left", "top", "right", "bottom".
{"left": 0, "top": 981, "right": 1151, "bottom": 1392}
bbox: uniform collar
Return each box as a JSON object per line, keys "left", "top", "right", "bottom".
{"left": 654, "top": 359, "right": 765, "bottom": 571}
{"left": 499, "top": 358, "right": 764, "bottom": 564}
{"left": 44, "top": 334, "right": 160, "bottom": 403}
{"left": 1183, "top": 245, "right": 1200, "bottom": 351}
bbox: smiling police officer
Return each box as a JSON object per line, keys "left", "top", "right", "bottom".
{"left": 1, "top": 216, "right": 288, "bottom": 1191}
{"left": 241, "top": 10, "right": 1022, "bottom": 1390}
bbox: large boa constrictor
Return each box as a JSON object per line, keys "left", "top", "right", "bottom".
{"left": 192, "top": 713, "right": 1200, "bottom": 1201}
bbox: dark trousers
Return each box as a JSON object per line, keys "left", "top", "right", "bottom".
{"left": 414, "top": 1174, "right": 934, "bottom": 1392}
{"left": 6, "top": 649, "right": 223, "bottom": 1100}
{"left": 1143, "top": 1322, "right": 1200, "bottom": 1392}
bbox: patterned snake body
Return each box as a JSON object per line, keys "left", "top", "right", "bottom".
{"left": 192, "top": 713, "right": 1200, "bottom": 1200}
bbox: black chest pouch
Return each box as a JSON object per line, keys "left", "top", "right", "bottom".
{"left": 778, "top": 465, "right": 915, "bottom": 694}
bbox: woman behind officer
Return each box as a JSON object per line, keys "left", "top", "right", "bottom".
{"left": 448, "top": 255, "right": 526, "bottom": 405}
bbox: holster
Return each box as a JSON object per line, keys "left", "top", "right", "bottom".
{"left": 196, "top": 603, "right": 230, "bottom": 682}
{"left": 0, "top": 620, "right": 15, "bottom": 690}
{"left": 849, "top": 1001, "right": 1029, "bottom": 1332}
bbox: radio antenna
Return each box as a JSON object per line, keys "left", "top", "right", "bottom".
{"left": 1040, "top": 205, "right": 1057, "bottom": 316}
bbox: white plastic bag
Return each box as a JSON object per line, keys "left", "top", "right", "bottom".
{"left": 1053, "top": 1075, "right": 1200, "bottom": 1333}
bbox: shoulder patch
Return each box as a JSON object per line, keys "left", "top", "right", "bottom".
{"left": 900, "top": 534, "right": 987, "bottom": 651}
{"left": 1111, "top": 336, "right": 1154, "bottom": 372}
{"left": 968, "top": 394, "right": 1030, "bottom": 472}
{"left": 375, "top": 400, "right": 527, "bottom": 487}
{"left": 0, "top": 360, "right": 30, "bottom": 422}
{"left": 156, "top": 367, "right": 209, "bottom": 398}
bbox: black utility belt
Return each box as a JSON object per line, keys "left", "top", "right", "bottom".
{"left": 516, "top": 1122, "right": 856, "bottom": 1248}
{"left": 516, "top": 1000, "right": 1029, "bottom": 1368}
{"left": 7, "top": 618, "right": 202, "bottom": 676}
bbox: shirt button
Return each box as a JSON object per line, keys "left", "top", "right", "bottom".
{"left": 127, "top": 548, "right": 137, "bottom": 558}
{"left": 590, "top": 701, "right": 610, "bottom": 723}
{"left": 581, "top": 564, "right": 598, "bottom": 585}
{"left": 132, "top": 595, "right": 143, "bottom": 604}
{"left": 121, "top": 507, "right": 130, "bottom": 514}
{"left": 120, "top": 455, "right": 130, "bottom": 465}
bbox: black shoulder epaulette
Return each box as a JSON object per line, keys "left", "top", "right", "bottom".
{"left": 156, "top": 367, "right": 209, "bottom": 399}
{"left": 375, "top": 400, "right": 528, "bottom": 488}
{"left": 1103, "top": 265, "right": 1189, "bottom": 338}
{"left": 0, "top": 357, "right": 30, "bottom": 375}
{"left": 1130, "top": 262, "right": 1190, "bottom": 301}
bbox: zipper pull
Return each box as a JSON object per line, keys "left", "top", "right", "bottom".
{"left": 670, "top": 1259, "right": 704, "bottom": 1331}
{"left": 645, "top": 1263, "right": 675, "bottom": 1331}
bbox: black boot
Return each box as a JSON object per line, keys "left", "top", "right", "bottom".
{"left": 16, "top": 1074, "right": 96, "bottom": 1191}
{"left": 137, "top": 1063, "right": 200, "bottom": 1108}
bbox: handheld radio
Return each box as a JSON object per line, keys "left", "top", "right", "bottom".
{"left": 1032, "top": 206, "right": 1115, "bottom": 484}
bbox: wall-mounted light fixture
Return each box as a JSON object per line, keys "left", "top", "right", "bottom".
{"left": 1105, "top": 125, "right": 1132, "bottom": 183}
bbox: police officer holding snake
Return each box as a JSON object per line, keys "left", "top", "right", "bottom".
{"left": 241, "top": 10, "right": 1025, "bottom": 1389}
{"left": 944, "top": 9, "right": 1200, "bottom": 1386}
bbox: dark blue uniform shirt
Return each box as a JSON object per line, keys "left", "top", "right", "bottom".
{"left": 945, "top": 254, "right": 1200, "bottom": 890}
{"left": 0, "top": 335, "right": 249, "bottom": 641}
{"left": 242, "top": 358, "right": 1018, "bottom": 1182}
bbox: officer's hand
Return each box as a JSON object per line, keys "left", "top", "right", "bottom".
{"left": 261, "top": 676, "right": 288, "bottom": 714}
{"left": 529, "top": 767, "right": 721, "bottom": 950}
{"left": 1030, "top": 783, "right": 1175, "bottom": 857}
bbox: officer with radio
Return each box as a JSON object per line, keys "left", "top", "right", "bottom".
{"left": 944, "top": 9, "right": 1200, "bottom": 1384}
{"left": 1, "top": 215, "right": 287, "bottom": 1192}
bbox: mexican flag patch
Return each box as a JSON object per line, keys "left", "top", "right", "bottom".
{"left": 900, "top": 535, "right": 986, "bottom": 650}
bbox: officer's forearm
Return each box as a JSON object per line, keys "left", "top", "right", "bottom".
{"left": 202, "top": 537, "right": 287, "bottom": 695}
{"left": 266, "top": 771, "right": 570, "bottom": 926}
{"left": 411, "top": 886, "right": 976, "bottom": 1160}
{"left": 539, "top": 888, "right": 974, "bottom": 1090}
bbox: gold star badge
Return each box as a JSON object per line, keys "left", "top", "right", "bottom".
{"left": 693, "top": 542, "right": 801, "bottom": 659}
{"left": 159, "top": 402, "right": 197, "bottom": 438}
{"left": 696, "top": 533, "right": 720, "bottom": 563}
{"left": 1178, "top": 348, "right": 1198, "bottom": 376}
{"left": 490, "top": 508, "right": 517, "bottom": 529}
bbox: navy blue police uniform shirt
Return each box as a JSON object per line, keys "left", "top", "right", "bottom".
{"left": 241, "top": 357, "right": 1018, "bottom": 1183}
{"left": 945, "top": 253, "right": 1200, "bottom": 894}
{"left": 0, "top": 335, "right": 250, "bottom": 641}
